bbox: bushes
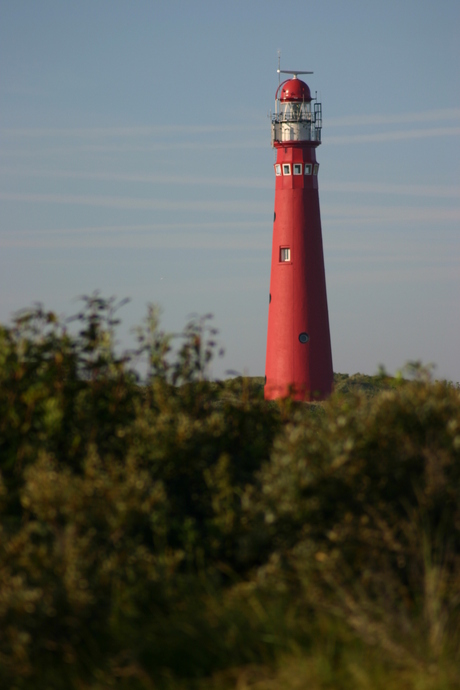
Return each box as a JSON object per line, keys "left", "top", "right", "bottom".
{"left": 249, "top": 379, "right": 460, "bottom": 666}
{"left": 0, "top": 297, "right": 459, "bottom": 688}
{"left": 0, "top": 298, "right": 281, "bottom": 688}
{"left": 0, "top": 448, "right": 174, "bottom": 686}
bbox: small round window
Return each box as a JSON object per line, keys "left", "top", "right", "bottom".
{"left": 299, "top": 332, "right": 309, "bottom": 344}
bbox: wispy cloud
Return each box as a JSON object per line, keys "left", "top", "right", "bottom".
{"left": 2, "top": 168, "right": 459, "bottom": 199}
{"left": 0, "top": 140, "right": 267, "bottom": 158}
{"left": 326, "top": 251, "right": 460, "bottom": 266}
{"left": 325, "top": 233, "right": 460, "bottom": 255}
{"left": 323, "top": 203, "right": 460, "bottom": 224}
{"left": 2, "top": 108, "right": 459, "bottom": 145}
{"left": 1, "top": 220, "right": 266, "bottom": 236}
{"left": 2, "top": 201, "right": 460, "bottom": 253}
{"left": 0, "top": 191, "right": 268, "bottom": 214}
{"left": 2, "top": 192, "right": 459, "bottom": 234}
{"left": 31, "top": 221, "right": 268, "bottom": 234}
{"left": 328, "top": 126, "right": 460, "bottom": 145}
{"left": 0, "top": 221, "right": 270, "bottom": 251}
{"left": 0, "top": 168, "right": 272, "bottom": 190}
{"left": 328, "top": 262, "right": 460, "bottom": 286}
{"left": 3, "top": 220, "right": 457, "bottom": 293}
{"left": 326, "top": 108, "right": 460, "bottom": 128}
{"left": 321, "top": 181, "right": 460, "bottom": 199}
{"left": 1, "top": 124, "right": 263, "bottom": 138}
{"left": 3, "top": 108, "right": 459, "bottom": 137}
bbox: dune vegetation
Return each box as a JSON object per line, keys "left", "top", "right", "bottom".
{"left": 0, "top": 296, "right": 459, "bottom": 689}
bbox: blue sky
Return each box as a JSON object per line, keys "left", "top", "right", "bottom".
{"left": 1, "top": 0, "right": 459, "bottom": 382}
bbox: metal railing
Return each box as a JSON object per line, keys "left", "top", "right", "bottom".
{"left": 271, "top": 121, "right": 322, "bottom": 144}
{"left": 271, "top": 102, "right": 322, "bottom": 143}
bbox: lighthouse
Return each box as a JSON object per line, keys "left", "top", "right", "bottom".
{"left": 264, "top": 70, "right": 333, "bottom": 401}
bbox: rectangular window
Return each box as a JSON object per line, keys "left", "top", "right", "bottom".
{"left": 293, "top": 163, "right": 302, "bottom": 175}
{"left": 304, "top": 163, "right": 312, "bottom": 175}
{"left": 282, "top": 164, "right": 291, "bottom": 175}
{"left": 280, "top": 247, "right": 291, "bottom": 262}
{"left": 275, "top": 164, "right": 281, "bottom": 176}
{"left": 313, "top": 164, "right": 319, "bottom": 175}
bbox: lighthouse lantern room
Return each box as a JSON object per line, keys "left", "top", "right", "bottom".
{"left": 264, "top": 70, "right": 333, "bottom": 401}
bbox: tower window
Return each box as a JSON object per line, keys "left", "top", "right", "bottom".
{"left": 280, "top": 247, "right": 291, "bottom": 262}
{"left": 282, "top": 164, "right": 291, "bottom": 175}
{"left": 313, "top": 164, "right": 319, "bottom": 175}
{"left": 304, "top": 164, "right": 312, "bottom": 175}
{"left": 293, "top": 163, "right": 302, "bottom": 175}
{"left": 275, "top": 164, "right": 281, "bottom": 176}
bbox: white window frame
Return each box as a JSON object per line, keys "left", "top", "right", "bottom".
{"left": 282, "top": 164, "right": 291, "bottom": 176}
{"left": 293, "top": 163, "right": 302, "bottom": 176}
{"left": 275, "top": 164, "right": 281, "bottom": 176}
{"left": 304, "top": 163, "right": 312, "bottom": 175}
{"left": 279, "top": 247, "right": 291, "bottom": 262}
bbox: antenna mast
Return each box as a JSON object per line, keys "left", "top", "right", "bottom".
{"left": 277, "top": 69, "right": 313, "bottom": 78}
{"left": 276, "top": 51, "right": 281, "bottom": 116}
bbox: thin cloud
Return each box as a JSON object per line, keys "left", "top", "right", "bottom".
{"left": 328, "top": 126, "right": 460, "bottom": 145}
{"left": 35, "top": 221, "right": 268, "bottom": 234}
{"left": 0, "top": 191, "right": 268, "bottom": 215}
{"left": 325, "top": 235, "right": 460, "bottom": 255}
{"left": 0, "top": 107, "right": 457, "bottom": 149}
{"left": 0, "top": 140, "right": 267, "bottom": 158}
{"left": 3, "top": 108, "right": 459, "bottom": 137}
{"left": 0, "top": 168, "right": 272, "bottom": 190}
{"left": 0, "top": 224, "right": 269, "bottom": 251}
{"left": 3, "top": 230, "right": 458, "bottom": 279}
{"left": 0, "top": 220, "right": 267, "bottom": 238}
{"left": 1, "top": 124, "right": 264, "bottom": 138}
{"left": 322, "top": 181, "right": 460, "bottom": 199}
{"left": 323, "top": 204, "right": 460, "bottom": 224}
{"left": 2, "top": 168, "right": 459, "bottom": 199}
{"left": 2, "top": 193, "right": 459, "bottom": 229}
{"left": 326, "top": 107, "right": 460, "bottom": 128}
{"left": 329, "top": 263, "right": 460, "bottom": 287}
{"left": 327, "top": 252, "right": 460, "bottom": 266}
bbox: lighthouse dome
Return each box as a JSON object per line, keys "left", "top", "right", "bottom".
{"left": 280, "top": 78, "right": 311, "bottom": 103}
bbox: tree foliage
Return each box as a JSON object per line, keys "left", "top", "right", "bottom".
{"left": 0, "top": 297, "right": 459, "bottom": 689}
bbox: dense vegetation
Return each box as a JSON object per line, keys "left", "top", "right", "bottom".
{"left": 0, "top": 296, "right": 459, "bottom": 689}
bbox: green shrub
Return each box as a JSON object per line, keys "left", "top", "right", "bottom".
{"left": 248, "top": 379, "right": 460, "bottom": 664}
{"left": 0, "top": 297, "right": 281, "bottom": 688}
{"left": 0, "top": 296, "right": 459, "bottom": 688}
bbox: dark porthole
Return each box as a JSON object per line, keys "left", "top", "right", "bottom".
{"left": 274, "top": 212, "right": 276, "bottom": 221}
{"left": 299, "top": 332, "right": 309, "bottom": 344}
{"left": 269, "top": 293, "right": 271, "bottom": 303}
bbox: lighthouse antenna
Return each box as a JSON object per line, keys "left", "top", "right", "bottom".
{"left": 277, "top": 69, "right": 313, "bottom": 79}
{"left": 276, "top": 51, "right": 281, "bottom": 116}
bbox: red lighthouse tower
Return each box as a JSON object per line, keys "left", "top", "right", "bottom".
{"left": 265, "top": 70, "right": 333, "bottom": 401}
